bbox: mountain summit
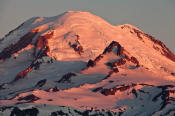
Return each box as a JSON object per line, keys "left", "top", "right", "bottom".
{"left": 0, "top": 11, "right": 175, "bottom": 116}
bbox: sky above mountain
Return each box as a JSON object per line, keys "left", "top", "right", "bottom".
{"left": 0, "top": 0, "right": 175, "bottom": 52}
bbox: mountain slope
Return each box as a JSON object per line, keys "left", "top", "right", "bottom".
{"left": 0, "top": 11, "right": 175, "bottom": 116}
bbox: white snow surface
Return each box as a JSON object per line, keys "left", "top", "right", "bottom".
{"left": 0, "top": 11, "right": 175, "bottom": 116}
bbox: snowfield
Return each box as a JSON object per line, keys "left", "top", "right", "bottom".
{"left": 0, "top": 11, "right": 175, "bottom": 116}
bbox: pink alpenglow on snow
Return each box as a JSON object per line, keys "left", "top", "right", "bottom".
{"left": 0, "top": 11, "right": 175, "bottom": 116}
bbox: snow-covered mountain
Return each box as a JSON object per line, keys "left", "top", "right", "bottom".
{"left": 0, "top": 11, "right": 175, "bottom": 116}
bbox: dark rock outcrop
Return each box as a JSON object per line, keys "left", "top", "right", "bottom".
{"left": 130, "top": 56, "right": 140, "bottom": 67}
{"left": 103, "top": 41, "right": 124, "bottom": 56}
{"left": 0, "top": 106, "right": 13, "bottom": 112}
{"left": 86, "top": 40, "right": 140, "bottom": 80}
{"left": 92, "top": 87, "right": 103, "bottom": 92}
{"left": 87, "top": 41, "right": 126, "bottom": 69}
{"left": 0, "top": 84, "right": 5, "bottom": 90}
{"left": 34, "top": 31, "right": 54, "bottom": 59}
{"left": 31, "top": 61, "right": 42, "bottom": 70}
{"left": 0, "top": 30, "right": 38, "bottom": 60}
{"left": 17, "top": 94, "right": 40, "bottom": 102}
{"left": 58, "top": 72, "right": 76, "bottom": 83}
{"left": 51, "top": 110, "right": 67, "bottom": 116}
{"left": 114, "top": 59, "right": 127, "bottom": 66}
{"left": 10, "top": 107, "right": 39, "bottom": 116}
{"left": 171, "top": 72, "right": 175, "bottom": 76}
{"left": 70, "top": 43, "right": 84, "bottom": 55}
{"left": 152, "top": 85, "right": 175, "bottom": 111}
{"left": 94, "top": 54, "right": 104, "bottom": 63}
{"left": 11, "top": 31, "right": 54, "bottom": 83}
{"left": 106, "top": 59, "right": 126, "bottom": 68}
{"left": 132, "top": 89, "right": 138, "bottom": 98}
{"left": 50, "top": 108, "right": 117, "bottom": 116}
{"left": 12, "top": 67, "right": 32, "bottom": 83}
{"left": 100, "top": 84, "right": 137, "bottom": 96}
{"left": 68, "top": 35, "right": 84, "bottom": 55}
{"left": 52, "top": 86, "right": 59, "bottom": 92}
{"left": 121, "top": 25, "right": 175, "bottom": 62}
{"left": 147, "top": 33, "right": 175, "bottom": 62}
{"left": 44, "top": 86, "right": 59, "bottom": 92}
{"left": 35, "top": 79, "right": 47, "bottom": 88}
{"left": 87, "top": 59, "right": 95, "bottom": 67}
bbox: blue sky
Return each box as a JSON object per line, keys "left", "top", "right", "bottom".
{"left": 0, "top": 0, "right": 174, "bottom": 52}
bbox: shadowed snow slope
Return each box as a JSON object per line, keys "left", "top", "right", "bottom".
{"left": 0, "top": 11, "right": 175, "bottom": 116}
